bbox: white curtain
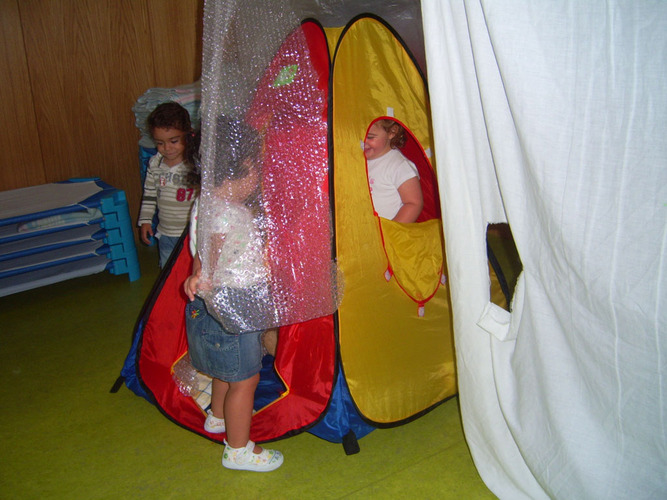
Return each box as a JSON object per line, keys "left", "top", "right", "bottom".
{"left": 422, "top": 1, "right": 667, "bottom": 498}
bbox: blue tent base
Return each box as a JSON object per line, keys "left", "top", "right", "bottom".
{"left": 308, "top": 369, "right": 375, "bottom": 454}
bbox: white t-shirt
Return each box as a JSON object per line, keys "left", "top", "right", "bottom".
{"left": 367, "top": 148, "right": 419, "bottom": 220}
{"left": 189, "top": 197, "right": 267, "bottom": 288}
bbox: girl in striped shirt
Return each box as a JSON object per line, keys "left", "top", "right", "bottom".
{"left": 138, "top": 102, "right": 199, "bottom": 267}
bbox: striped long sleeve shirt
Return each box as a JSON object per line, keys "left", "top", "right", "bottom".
{"left": 138, "top": 153, "right": 198, "bottom": 237}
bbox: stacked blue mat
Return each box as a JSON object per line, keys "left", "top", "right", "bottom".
{"left": 0, "top": 178, "right": 140, "bottom": 297}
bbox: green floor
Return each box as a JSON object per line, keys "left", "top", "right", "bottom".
{"left": 0, "top": 243, "right": 495, "bottom": 499}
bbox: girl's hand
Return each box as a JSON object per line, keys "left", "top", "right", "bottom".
{"left": 184, "top": 268, "right": 201, "bottom": 301}
{"left": 140, "top": 223, "right": 154, "bottom": 245}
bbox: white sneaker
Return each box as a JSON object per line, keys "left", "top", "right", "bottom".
{"left": 204, "top": 410, "right": 225, "bottom": 434}
{"left": 222, "top": 440, "right": 283, "bottom": 472}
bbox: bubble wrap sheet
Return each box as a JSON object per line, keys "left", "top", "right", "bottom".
{"left": 197, "top": 0, "right": 340, "bottom": 333}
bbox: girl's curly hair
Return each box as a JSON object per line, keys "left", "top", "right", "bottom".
{"left": 375, "top": 119, "right": 407, "bottom": 149}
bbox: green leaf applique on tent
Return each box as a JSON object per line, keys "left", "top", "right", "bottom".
{"left": 272, "top": 64, "right": 298, "bottom": 87}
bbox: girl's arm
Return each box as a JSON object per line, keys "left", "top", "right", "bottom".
{"left": 138, "top": 161, "right": 159, "bottom": 244}
{"left": 184, "top": 254, "right": 202, "bottom": 301}
{"left": 393, "top": 176, "right": 423, "bottom": 223}
{"left": 183, "top": 233, "right": 226, "bottom": 301}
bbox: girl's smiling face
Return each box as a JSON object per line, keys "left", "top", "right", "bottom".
{"left": 152, "top": 127, "right": 186, "bottom": 166}
{"left": 364, "top": 122, "right": 395, "bottom": 161}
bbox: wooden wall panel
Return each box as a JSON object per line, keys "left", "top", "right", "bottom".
{"left": 21, "top": 1, "right": 112, "bottom": 183}
{"left": 0, "top": 0, "right": 46, "bottom": 190}
{"left": 0, "top": 0, "right": 202, "bottom": 231}
{"left": 147, "top": 0, "right": 202, "bottom": 84}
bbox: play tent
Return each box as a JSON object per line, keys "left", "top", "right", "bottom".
{"left": 119, "top": 1, "right": 666, "bottom": 497}
{"left": 117, "top": 5, "right": 511, "bottom": 453}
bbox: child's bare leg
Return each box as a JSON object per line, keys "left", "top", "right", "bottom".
{"left": 210, "top": 378, "right": 229, "bottom": 418}
{"left": 262, "top": 328, "right": 278, "bottom": 356}
{"left": 221, "top": 370, "right": 283, "bottom": 471}
{"left": 224, "top": 373, "right": 261, "bottom": 452}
